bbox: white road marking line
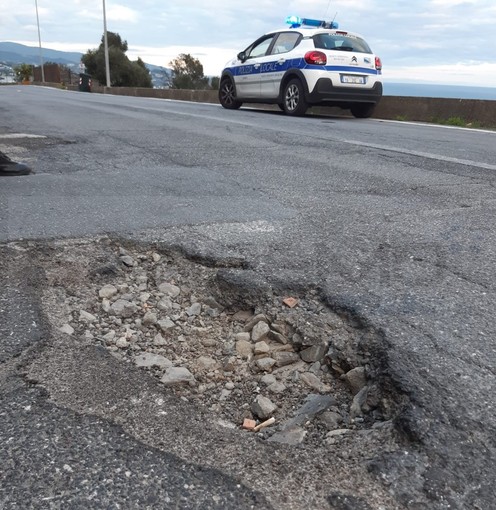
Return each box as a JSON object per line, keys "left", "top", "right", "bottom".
{"left": 0, "top": 134, "right": 46, "bottom": 139}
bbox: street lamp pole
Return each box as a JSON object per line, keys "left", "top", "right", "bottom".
{"left": 34, "top": 0, "right": 45, "bottom": 82}
{"left": 102, "top": 0, "right": 111, "bottom": 87}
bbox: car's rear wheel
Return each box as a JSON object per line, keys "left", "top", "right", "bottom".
{"left": 282, "top": 79, "right": 308, "bottom": 116}
{"left": 219, "top": 78, "right": 242, "bottom": 110}
{"left": 350, "top": 103, "right": 376, "bottom": 118}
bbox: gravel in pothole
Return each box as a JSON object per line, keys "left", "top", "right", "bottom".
{"left": 42, "top": 240, "right": 389, "bottom": 447}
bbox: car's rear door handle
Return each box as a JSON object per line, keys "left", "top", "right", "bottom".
{"left": 253, "top": 63, "right": 260, "bottom": 69}
{"left": 278, "top": 58, "right": 286, "bottom": 64}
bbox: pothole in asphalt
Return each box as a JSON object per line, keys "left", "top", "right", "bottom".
{"left": 34, "top": 237, "right": 400, "bottom": 449}
{"left": 0, "top": 133, "right": 77, "bottom": 174}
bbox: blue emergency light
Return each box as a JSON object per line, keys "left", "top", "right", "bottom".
{"left": 285, "top": 16, "right": 339, "bottom": 29}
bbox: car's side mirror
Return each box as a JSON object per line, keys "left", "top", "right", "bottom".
{"left": 237, "top": 51, "right": 247, "bottom": 63}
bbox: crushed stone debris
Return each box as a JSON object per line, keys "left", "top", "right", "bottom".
{"left": 37, "top": 238, "right": 396, "bottom": 447}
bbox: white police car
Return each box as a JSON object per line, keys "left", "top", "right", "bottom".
{"left": 219, "top": 16, "right": 382, "bottom": 118}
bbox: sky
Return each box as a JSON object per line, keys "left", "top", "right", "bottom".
{"left": 1, "top": 0, "right": 496, "bottom": 86}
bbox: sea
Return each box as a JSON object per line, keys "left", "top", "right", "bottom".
{"left": 383, "top": 82, "right": 496, "bottom": 101}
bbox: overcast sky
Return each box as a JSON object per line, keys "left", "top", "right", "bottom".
{"left": 1, "top": 0, "right": 495, "bottom": 86}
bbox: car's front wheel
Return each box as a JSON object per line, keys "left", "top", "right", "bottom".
{"left": 219, "top": 78, "right": 242, "bottom": 110}
{"left": 282, "top": 79, "right": 308, "bottom": 116}
{"left": 350, "top": 103, "right": 376, "bottom": 118}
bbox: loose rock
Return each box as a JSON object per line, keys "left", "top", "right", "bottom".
{"left": 254, "top": 341, "right": 270, "bottom": 355}
{"left": 158, "top": 282, "right": 180, "bottom": 298}
{"left": 134, "top": 353, "right": 173, "bottom": 369}
{"left": 268, "top": 426, "right": 306, "bottom": 445}
{"left": 161, "top": 367, "right": 195, "bottom": 386}
{"left": 235, "top": 332, "right": 250, "bottom": 343}
{"left": 260, "top": 374, "right": 277, "bottom": 386}
{"left": 153, "top": 333, "right": 167, "bottom": 346}
{"left": 300, "top": 343, "right": 328, "bottom": 363}
{"left": 142, "top": 312, "right": 158, "bottom": 326}
{"left": 103, "top": 331, "right": 116, "bottom": 342}
{"left": 251, "top": 395, "right": 277, "bottom": 419}
{"left": 319, "top": 411, "right": 343, "bottom": 430}
{"left": 268, "top": 382, "right": 287, "bottom": 394}
{"left": 196, "top": 356, "right": 219, "bottom": 371}
{"left": 59, "top": 324, "right": 74, "bottom": 335}
{"left": 281, "top": 394, "right": 336, "bottom": 431}
{"left": 186, "top": 302, "right": 202, "bottom": 317}
{"left": 79, "top": 310, "right": 97, "bottom": 323}
{"left": 236, "top": 339, "right": 253, "bottom": 359}
{"left": 343, "top": 367, "right": 367, "bottom": 395}
{"left": 255, "top": 357, "right": 277, "bottom": 371}
{"left": 158, "top": 319, "right": 175, "bottom": 331}
{"left": 120, "top": 255, "right": 135, "bottom": 267}
{"left": 99, "top": 284, "right": 118, "bottom": 299}
{"left": 325, "top": 428, "right": 352, "bottom": 445}
{"left": 115, "top": 337, "right": 129, "bottom": 349}
{"left": 300, "top": 372, "right": 331, "bottom": 393}
{"left": 243, "top": 314, "right": 268, "bottom": 332}
{"left": 110, "top": 299, "right": 138, "bottom": 318}
{"left": 273, "top": 351, "right": 300, "bottom": 367}
{"left": 251, "top": 321, "right": 270, "bottom": 342}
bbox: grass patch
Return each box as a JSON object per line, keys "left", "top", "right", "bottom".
{"left": 444, "top": 116, "right": 466, "bottom": 127}
{"left": 428, "top": 116, "right": 487, "bottom": 129}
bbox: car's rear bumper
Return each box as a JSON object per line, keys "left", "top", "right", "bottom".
{"left": 308, "top": 78, "right": 383, "bottom": 105}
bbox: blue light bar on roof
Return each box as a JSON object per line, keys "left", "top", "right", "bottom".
{"left": 285, "top": 16, "right": 339, "bottom": 29}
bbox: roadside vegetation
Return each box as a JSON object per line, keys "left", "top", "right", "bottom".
{"left": 395, "top": 114, "right": 489, "bottom": 130}
{"left": 169, "top": 53, "right": 219, "bottom": 90}
{"left": 13, "top": 63, "right": 32, "bottom": 82}
{"left": 81, "top": 32, "right": 218, "bottom": 90}
{"left": 433, "top": 116, "right": 482, "bottom": 129}
{"left": 82, "top": 32, "right": 152, "bottom": 88}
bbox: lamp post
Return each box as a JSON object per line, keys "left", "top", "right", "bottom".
{"left": 34, "top": 0, "right": 45, "bottom": 82}
{"left": 102, "top": 0, "right": 111, "bottom": 87}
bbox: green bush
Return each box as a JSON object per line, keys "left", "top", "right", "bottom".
{"left": 445, "top": 116, "right": 466, "bottom": 127}
{"left": 14, "top": 63, "right": 32, "bottom": 82}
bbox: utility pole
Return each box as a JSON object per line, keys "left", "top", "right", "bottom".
{"left": 34, "top": 0, "right": 45, "bottom": 82}
{"left": 102, "top": 0, "right": 111, "bottom": 87}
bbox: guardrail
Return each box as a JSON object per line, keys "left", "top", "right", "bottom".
{"left": 36, "top": 82, "right": 496, "bottom": 129}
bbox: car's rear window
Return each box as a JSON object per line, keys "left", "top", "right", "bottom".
{"left": 313, "top": 33, "right": 372, "bottom": 53}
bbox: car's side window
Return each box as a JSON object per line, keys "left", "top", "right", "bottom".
{"left": 246, "top": 36, "right": 275, "bottom": 59}
{"left": 270, "top": 32, "right": 301, "bottom": 55}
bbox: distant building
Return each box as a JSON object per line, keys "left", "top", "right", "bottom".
{"left": 0, "top": 63, "right": 16, "bottom": 83}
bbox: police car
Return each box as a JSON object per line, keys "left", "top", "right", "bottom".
{"left": 219, "top": 16, "right": 382, "bottom": 117}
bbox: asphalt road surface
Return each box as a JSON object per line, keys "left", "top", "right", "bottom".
{"left": 1, "top": 85, "right": 495, "bottom": 509}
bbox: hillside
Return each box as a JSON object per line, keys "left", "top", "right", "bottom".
{"left": 0, "top": 42, "right": 83, "bottom": 66}
{"left": 0, "top": 42, "right": 171, "bottom": 88}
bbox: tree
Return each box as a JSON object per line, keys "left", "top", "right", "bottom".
{"left": 169, "top": 54, "right": 209, "bottom": 90}
{"left": 82, "top": 32, "right": 152, "bottom": 88}
{"left": 14, "top": 63, "right": 32, "bottom": 82}
{"left": 210, "top": 76, "right": 220, "bottom": 90}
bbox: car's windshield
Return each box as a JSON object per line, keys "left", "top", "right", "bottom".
{"left": 313, "top": 33, "right": 372, "bottom": 53}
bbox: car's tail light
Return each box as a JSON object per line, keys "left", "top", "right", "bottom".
{"left": 304, "top": 51, "right": 327, "bottom": 65}
{"left": 375, "top": 56, "right": 382, "bottom": 71}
